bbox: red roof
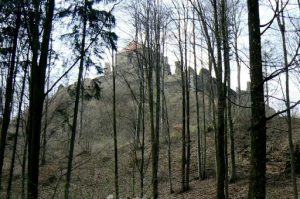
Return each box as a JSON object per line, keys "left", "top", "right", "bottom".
{"left": 122, "top": 41, "right": 142, "bottom": 52}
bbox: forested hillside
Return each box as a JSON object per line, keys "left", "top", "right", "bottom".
{"left": 0, "top": 0, "right": 299, "bottom": 199}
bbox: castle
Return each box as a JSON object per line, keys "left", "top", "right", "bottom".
{"left": 104, "top": 41, "right": 171, "bottom": 76}
{"left": 104, "top": 41, "right": 239, "bottom": 98}
{"left": 80, "top": 41, "right": 275, "bottom": 118}
{"left": 102, "top": 41, "right": 276, "bottom": 116}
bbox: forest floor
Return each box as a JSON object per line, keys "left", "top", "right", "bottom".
{"left": 3, "top": 117, "right": 300, "bottom": 198}
{"left": 158, "top": 117, "right": 296, "bottom": 199}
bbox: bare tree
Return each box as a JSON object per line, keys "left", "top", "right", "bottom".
{"left": 276, "top": 1, "right": 298, "bottom": 198}
{"left": 6, "top": 55, "right": 28, "bottom": 199}
{"left": 26, "top": 1, "right": 55, "bottom": 198}
{"left": 112, "top": 49, "right": 119, "bottom": 199}
{"left": 247, "top": 0, "right": 267, "bottom": 198}
{"left": 0, "top": 4, "right": 21, "bottom": 189}
{"left": 192, "top": 9, "right": 202, "bottom": 180}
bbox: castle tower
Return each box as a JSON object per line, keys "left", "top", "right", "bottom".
{"left": 163, "top": 56, "right": 171, "bottom": 75}
{"left": 188, "top": 66, "right": 196, "bottom": 88}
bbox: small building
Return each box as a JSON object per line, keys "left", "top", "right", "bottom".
{"left": 115, "top": 41, "right": 171, "bottom": 75}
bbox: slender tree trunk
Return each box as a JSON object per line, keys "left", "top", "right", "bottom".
{"left": 112, "top": 50, "right": 119, "bottom": 199}
{"left": 264, "top": 58, "right": 270, "bottom": 108}
{"left": 79, "top": 74, "right": 85, "bottom": 140}
{"left": 201, "top": 70, "right": 207, "bottom": 179}
{"left": 132, "top": 157, "right": 135, "bottom": 198}
{"left": 184, "top": 7, "right": 191, "bottom": 190}
{"left": 163, "top": 92, "right": 174, "bottom": 193}
{"left": 137, "top": 49, "right": 145, "bottom": 198}
{"left": 148, "top": 52, "right": 155, "bottom": 198}
{"left": 161, "top": 27, "right": 173, "bottom": 193}
{"left": 247, "top": 0, "right": 267, "bottom": 198}
{"left": 140, "top": 85, "right": 145, "bottom": 198}
{"left": 41, "top": 89, "right": 49, "bottom": 166}
{"left": 178, "top": 19, "right": 186, "bottom": 192}
{"left": 277, "top": 9, "right": 298, "bottom": 199}
{"left": 224, "top": 105, "right": 229, "bottom": 199}
{"left": 145, "top": 3, "right": 156, "bottom": 197}
{"left": 212, "top": 0, "right": 226, "bottom": 197}
{"left": 153, "top": 4, "right": 161, "bottom": 197}
{"left": 209, "top": 55, "right": 217, "bottom": 137}
{"left": 192, "top": 11, "right": 202, "bottom": 180}
{"left": 64, "top": 1, "right": 87, "bottom": 197}
{"left": 233, "top": 7, "right": 241, "bottom": 105}
{"left": 21, "top": 135, "right": 27, "bottom": 199}
{"left": 134, "top": 55, "right": 144, "bottom": 198}
{"left": 0, "top": 9, "right": 21, "bottom": 189}
{"left": 21, "top": 54, "right": 29, "bottom": 199}
{"left": 41, "top": 39, "right": 52, "bottom": 166}
{"left": 231, "top": 20, "right": 241, "bottom": 176}
{"left": 221, "top": 0, "right": 230, "bottom": 197}
{"left": 6, "top": 62, "right": 27, "bottom": 199}
{"left": 228, "top": 66, "right": 236, "bottom": 183}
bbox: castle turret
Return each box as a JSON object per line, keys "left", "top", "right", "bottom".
{"left": 163, "top": 57, "right": 171, "bottom": 75}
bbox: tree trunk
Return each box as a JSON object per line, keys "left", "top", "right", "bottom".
{"left": 0, "top": 8, "right": 21, "bottom": 189}
{"left": 21, "top": 134, "right": 27, "bottom": 199}
{"left": 140, "top": 86, "right": 145, "bottom": 198}
{"left": 184, "top": 7, "right": 191, "bottom": 190}
{"left": 6, "top": 61, "right": 27, "bottom": 199}
{"left": 64, "top": 1, "right": 87, "bottom": 198}
{"left": 213, "top": 0, "right": 226, "bottom": 197}
{"left": 112, "top": 50, "right": 119, "bottom": 199}
{"left": 178, "top": 15, "right": 186, "bottom": 192}
{"left": 277, "top": 9, "right": 298, "bottom": 199}
{"left": 221, "top": 0, "right": 230, "bottom": 197}
{"left": 192, "top": 10, "right": 202, "bottom": 180}
{"left": 163, "top": 91, "right": 174, "bottom": 193}
{"left": 161, "top": 26, "right": 173, "bottom": 193}
{"left": 247, "top": 0, "right": 267, "bottom": 198}
{"left": 233, "top": 6, "right": 241, "bottom": 105}
{"left": 137, "top": 46, "right": 145, "bottom": 198}
{"left": 201, "top": 69, "right": 207, "bottom": 179}
{"left": 153, "top": 5, "right": 161, "bottom": 197}
{"left": 228, "top": 64, "right": 236, "bottom": 183}
{"left": 41, "top": 39, "right": 53, "bottom": 166}
{"left": 27, "top": 0, "right": 54, "bottom": 198}
{"left": 144, "top": 2, "right": 156, "bottom": 197}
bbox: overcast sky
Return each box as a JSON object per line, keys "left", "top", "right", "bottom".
{"left": 51, "top": 0, "right": 299, "bottom": 112}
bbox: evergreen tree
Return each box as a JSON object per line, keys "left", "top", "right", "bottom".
{"left": 58, "top": 0, "right": 117, "bottom": 198}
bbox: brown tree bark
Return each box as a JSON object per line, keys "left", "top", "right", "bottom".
{"left": 153, "top": 1, "right": 161, "bottom": 196}
{"left": 277, "top": 6, "right": 298, "bottom": 198}
{"left": 27, "top": 0, "right": 55, "bottom": 198}
{"left": 247, "top": 0, "right": 267, "bottom": 198}
{"left": 212, "top": 0, "right": 226, "bottom": 197}
{"left": 192, "top": 10, "right": 202, "bottom": 180}
{"left": 184, "top": 5, "right": 191, "bottom": 190}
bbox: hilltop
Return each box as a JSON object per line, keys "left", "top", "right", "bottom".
{"left": 3, "top": 66, "right": 295, "bottom": 198}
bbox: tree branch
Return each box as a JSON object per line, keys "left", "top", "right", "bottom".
{"left": 266, "top": 100, "right": 300, "bottom": 121}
